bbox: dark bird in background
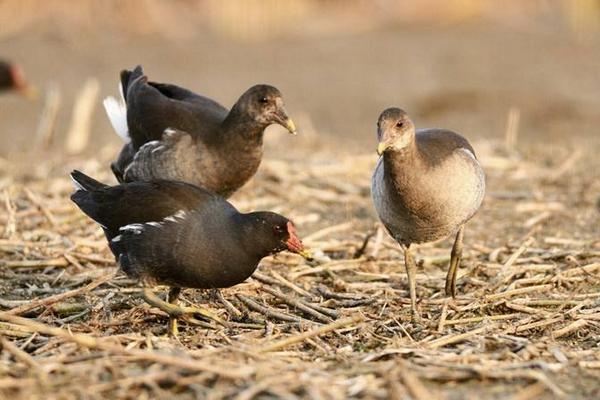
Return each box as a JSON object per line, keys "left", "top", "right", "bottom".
{"left": 371, "top": 108, "right": 485, "bottom": 318}
{"left": 0, "top": 59, "right": 37, "bottom": 99}
{"left": 103, "top": 66, "right": 297, "bottom": 198}
{"left": 70, "top": 170, "right": 311, "bottom": 336}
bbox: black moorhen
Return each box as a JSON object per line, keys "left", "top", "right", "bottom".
{"left": 103, "top": 66, "right": 297, "bottom": 197}
{"left": 371, "top": 108, "right": 485, "bottom": 318}
{"left": 70, "top": 170, "right": 310, "bottom": 335}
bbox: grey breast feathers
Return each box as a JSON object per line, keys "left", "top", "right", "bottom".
{"left": 371, "top": 134, "right": 485, "bottom": 244}
{"left": 123, "top": 128, "right": 201, "bottom": 184}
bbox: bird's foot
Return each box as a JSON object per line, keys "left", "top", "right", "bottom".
{"left": 142, "top": 289, "right": 229, "bottom": 333}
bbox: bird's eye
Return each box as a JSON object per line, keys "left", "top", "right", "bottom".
{"left": 260, "top": 97, "right": 268, "bottom": 104}
{"left": 396, "top": 121, "right": 404, "bottom": 128}
{"left": 274, "top": 225, "right": 283, "bottom": 234}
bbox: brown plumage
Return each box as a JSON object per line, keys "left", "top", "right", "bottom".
{"left": 371, "top": 108, "right": 485, "bottom": 317}
{"left": 104, "top": 66, "right": 297, "bottom": 198}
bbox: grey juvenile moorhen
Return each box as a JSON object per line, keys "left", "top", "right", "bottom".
{"left": 103, "top": 66, "right": 297, "bottom": 197}
{"left": 70, "top": 170, "right": 310, "bottom": 335}
{"left": 371, "top": 108, "right": 485, "bottom": 317}
{"left": 0, "top": 59, "right": 37, "bottom": 98}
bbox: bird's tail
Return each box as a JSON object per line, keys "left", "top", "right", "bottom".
{"left": 103, "top": 66, "right": 144, "bottom": 142}
{"left": 119, "top": 65, "right": 144, "bottom": 96}
{"left": 70, "top": 170, "right": 108, "bottom": 192}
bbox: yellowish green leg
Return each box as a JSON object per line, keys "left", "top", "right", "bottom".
{"left": 142, "top": 288, "right": 228, "bottom": 334}
{"left": 167, "top": 287, "right": 181, "bottom": 337}
{"left": 445, "top": 225, "right": 464, "bottom": 298}
{"left": 400, "top": 243, "right": 420, "bottom": 320}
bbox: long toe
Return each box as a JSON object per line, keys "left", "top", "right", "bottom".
{"left": 142, "top": 288, "right": 229, "bottom": 328}
{"left": 168, "top": 317, "right": 179, "bottom": 337}
{"left": 178, "top": 303, "right": 230, "bottom": 328}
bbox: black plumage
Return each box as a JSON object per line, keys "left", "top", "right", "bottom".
{"left": 104, "top": 66, "right": 297, "bottom": 197}
{"left": 70, "top": 170, "right": 309, "bottom": 333}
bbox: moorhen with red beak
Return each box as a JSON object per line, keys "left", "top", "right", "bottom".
{"left": 103, "top": 65, "right": 297, "bottom": 197}
{"left": 0, "top": 59, "right": 37, "bottom": 98}
{"left": 70, "top": 170, "right": 310, "bottom": 335}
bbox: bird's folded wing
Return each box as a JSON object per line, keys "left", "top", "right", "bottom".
{"left": 110, "top": 210, "right": 196, "bottom": 284}
{"left": 126, "top": 79, "right": 227, "bottom": 149}
{"left": 123, "top": 128, "right": 199, "bottom": 184}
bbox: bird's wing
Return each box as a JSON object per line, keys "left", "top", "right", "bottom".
{"left": 71, "top": 175, "right": 221, "bottom": 238}
{"left": 108, "top": 209, "right": 201, "bottom": 285}
{"left": 416, "top": 129, "right": 478, "bottom": 166}
{"left": 109, "top": 203, "right": 245, "bottom": 288}
{"left": 124, "top": 75, "right": 228, "bottom": 149}
{"left": 122, "top": 128, "right": 202, "bottom": 185}
{"left": 148, "top": 82, "right": 228, "bottom": 111}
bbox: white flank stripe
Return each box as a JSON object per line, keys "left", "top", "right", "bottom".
{"left": 174, "top": 210, "right": 187, "bottom": 220}
{"left": 120, "top": 223, "right": 144, "bottom": 234}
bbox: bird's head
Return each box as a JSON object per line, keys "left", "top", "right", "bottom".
{"left": 376, "top": 108, "right": 415, "bottom": 156}
{"left": 237, "top": 84, "right": 296, "bottom": 134}
{"left": 246, "top": 211, "right": 312, "bottom": 260}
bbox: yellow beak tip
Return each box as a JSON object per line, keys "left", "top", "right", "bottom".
{"left": 299, "top": 249, "right": 313, "bottom": 261}
{"left": 285, "top": 119, "right": 297, "bottom": 135}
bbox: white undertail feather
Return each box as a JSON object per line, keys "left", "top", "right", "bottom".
{"left": 70, "top": 175, "right": 86, "bottom": 191}
{"left": 103, "top": 83, "right": 129, "bottom": 142}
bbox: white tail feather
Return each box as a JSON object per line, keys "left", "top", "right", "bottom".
{"left": 70, "top": 175, "right": 86, "bottom": 191}
{"left": 103, "top": 88, "right": 129, "bottom": 142}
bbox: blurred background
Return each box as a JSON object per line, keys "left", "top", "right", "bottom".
{"left": 0, "top": 0, "right": 599, "bottom": 162}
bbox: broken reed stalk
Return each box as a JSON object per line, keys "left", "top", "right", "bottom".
{"left": 260, "top": 286, "right": 334, "bottom": 323}
{"left": 6, "top": 272, "right": 115, "bottom": 315}
{"left": 257, "top": 314, "right": 364, "bottom": 352}
{"left": 0, "top": 314, "right": 252, "bottom": 379}
{"left": 504, "top": 107, "right": 520, "bottom": 153}
{"left": 65, "top": 78, "right": 100, "bottom": 155}
{"left": 425, "top": 323, "right": 496, "bottom": 349}
{"left": 236, "top": 294, "right": 306, "bottom": 323}
{"left": 0, "top": 137, "right": 598, "bottom": 398}
{"left": 35, "top": 83, "right": 61, "bottom": 148}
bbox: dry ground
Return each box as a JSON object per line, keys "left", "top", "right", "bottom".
{"left": 1, "top": 7, "right": 600, "bottom": 398}
{"left": 0, "top": 135, "right": 599, "bottom": 399}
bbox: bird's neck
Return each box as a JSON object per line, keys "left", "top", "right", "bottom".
{"left": 219, "top": 106, "right": 267, "bottom": 146}
{"left": 234, "top": 213, "right": 282, "bottom": 259}
{"left": 382, "top": 141, "right": 421, "bottom": 184}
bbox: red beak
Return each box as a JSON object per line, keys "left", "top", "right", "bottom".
{"left": 285, "top": 221, "right": 312, "bottom": 260}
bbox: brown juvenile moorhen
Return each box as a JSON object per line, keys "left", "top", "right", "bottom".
{"left": 103, "top": 65, "right": 297, "bottom": 197}
{"left": 371, "top": 108, "right": 485, "bottom": 318}
{"left": 70, "top": 170, "right": 310, "bottom": 335}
